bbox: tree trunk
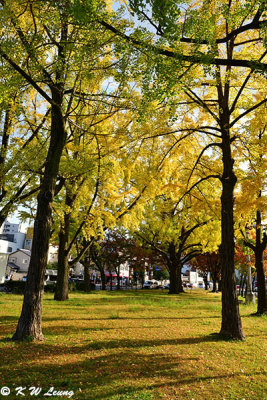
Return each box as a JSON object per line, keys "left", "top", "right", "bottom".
{"left": 241, "top": 276, "right": 246, "bottom": 298}
{"left": 0, "top": 102, "right": 15, "bottom": 226}
{"left": 255, "top": 211, "right": 267, "bottom": 315}
{"left": 99, "top": 267, "right": 106, "bottom": 290}
{"left": 116, "top": 271, "right": 121, "bottom": 290}
{"left": 219, "top": 127, "right": 244, "bottom": 339}
{"left": 54, "top": 193, "right": 72, "bottom": 301}
{"left": 83, "top": 257, "right": 91, "bottom": 292}
{"left": 212, "top": 275, "right": 217, "bottom": 292}
{"left": 12, "top": 96, "right": 66, "bottom": 340}
{"left": 54, "top": 226, "right": 69, "bottom": 301}
{"left": 203, "top": 273, "right": 208, "bottom": 290}
{"left": 168, "top": 242, "right": 184, "bottom": 294}
{"left": 110, "top": 272, "right": 113, "bottom": 291}
{"left": 239, "top": 275, "right": 243, "bottom": 296}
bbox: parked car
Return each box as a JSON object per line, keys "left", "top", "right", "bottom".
{"left": 44, "top": 269, "right": 57, "bottom": 285}
{"left": 187, "top": 283, "right": 193, "bottom": 289}
{"left": 143, "top": 280, "right": 159, "bottom": 289}
{"left": 163, "top": 283, "right": 170, "bottom": 289}
{"left": 156, "top": 284, "right": 164, "bottom": 289}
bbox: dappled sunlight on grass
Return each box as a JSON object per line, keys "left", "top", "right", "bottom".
{"left": 0, "top": 290, "right": 266, "bottom": 400}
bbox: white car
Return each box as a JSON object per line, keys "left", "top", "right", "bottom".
{"left": 163, "top": 283, "right": 170, "bottom": 289}
{"left": 143, "top": 280, "right": 159, "bottom": 289}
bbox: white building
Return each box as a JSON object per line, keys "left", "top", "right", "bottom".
{"left": 0, "top": 253, "right": 9, "bottom": 283}
{"left": 0, "top": 219, "right": 26, "bottom": 250}
{"left": 0, "top": 232, "right": 26, "bottom": 249}
{"left": 8, "top": 249, "right": 31, "bottom": 272}
{"left": 0, "top": 239, "right": 18, "bottom": 254}
{"left": 0, "top": 220, "right": 21, "bottom": 234}
{"left": 6, "top": 249, "right": 31, "bottom": 280}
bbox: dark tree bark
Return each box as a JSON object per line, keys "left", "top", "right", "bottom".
{"left": 54, "top": 191, "right": 72, "bottom": 301}
{"left": 12, "top": 92, "right": 66, "bottom": 340}
{"left": 211, "top": 273, "right": 217, "bottom": 292}
{"left": 116, "top": 268, "right": 121, "bottom": 290}
{"left": 219, "top": 122, "right": 244, "bottom": 339}
{"left": 0, "top": 104, "right": 12, "bottom": 191}
{"left": 100, "top": 267, "right": 106, "bottom": 290}
{"left": 254, "top": 210, "right": 267, "bottom": 314}
{"left": 241, "top": 276, "right": 247, "bottom": 298}
{"left": 203, "top": 273, "right": 208, "bottom": 290}
{"left": 238, "top": 275, "right": 243, "bottom": 296}
{"left": 109, "top": 270, "right": 113, "bottom": 291}
{"left": 167, "top": 242, "right": 184, "bottom": 294}
{"left": 90, "top": 244, "right": 106, "bottom": 291}
{"left": 0, "top": 104, "right": 12, "bottom": 226}
{"left": 54, "top": 222, "right": 70, "bottom": 301}
{"left": 212, "top": 44, "right": 244, "bottom": 340}
{"left": 244, "top": 210, "right": 267, "bottom": 315}
{"left": 83, "top": 256, "right": 91, "bottom": 292}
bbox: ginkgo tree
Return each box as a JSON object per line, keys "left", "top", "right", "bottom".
{"left": 52, "top": 92, "right": 195, "bottom": 300}
{"left": 0, "top": 0, "right": 131, "bottom": 340}
{"left": 235, "top": 103, "right": 267, "bottom": 314}
{"left": 128, "top": 127, "right": 222, "bottom": 294}
{"left": 52, "top": 102, "right": 141, "bottom": 300}
{"left": 86, "top": 0, "right": 267, "bottom": 338}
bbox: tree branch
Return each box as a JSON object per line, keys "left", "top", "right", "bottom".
{"left": 186, "top": 142, "right": 222, "bottom": 189}
{"left": 98, "top": 20, "right": 267, "bottom": 71}
{"left": 0, "top": 48, "right": 53, "bottom": 105}
{"left": 230, "top": 98, "right": 267, "bottom": 127}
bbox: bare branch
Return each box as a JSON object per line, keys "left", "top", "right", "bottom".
{"left": 186, "top": 142, "right": 222, "bottom": 189}
{"left": 230, "top": 98, "right": 267, "bottom": 128}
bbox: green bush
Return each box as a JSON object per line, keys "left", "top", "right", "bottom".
{"left": 5, "top": 280, "right": 26, "bottom": 294}
{"left": 44, "top": 284, "right": 56, "bottom": 292}
{"left": 3, "top": 280, "right": 95, "bottom": 294}
{"left": 69, "top": 281, "right": 95, "bottom": 291}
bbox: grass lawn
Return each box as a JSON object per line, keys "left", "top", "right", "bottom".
{"left": 0, "top": 290, "right": 266, "bottom": 400}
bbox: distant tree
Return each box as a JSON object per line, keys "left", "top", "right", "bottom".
{"left": 153, "top": 267, "right": 169, "bottom": 282}
{"left": 192, "top": 252, "right": 221, "bottom": 292}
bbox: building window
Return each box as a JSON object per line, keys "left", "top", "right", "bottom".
{"left": 7, "top": 247, "right": 12, "bottom": 252}
{"left": 22, "top": 259, "right": 28, "bottom": 264}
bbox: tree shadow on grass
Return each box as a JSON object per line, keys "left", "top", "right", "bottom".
{"left": 87, "top": 315, "right": 221, "bottom": 320}
{"left": 0, "top": 333, "right": 224, "bottom": 364}
{"left": 41, "top": 315, "right": 221, "bottom": 323}
{"left": 83, "top": 334, "right": 224, "bottom": 350}
{"left": 0, "top": 342, "right": 264, "bottom": 400}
